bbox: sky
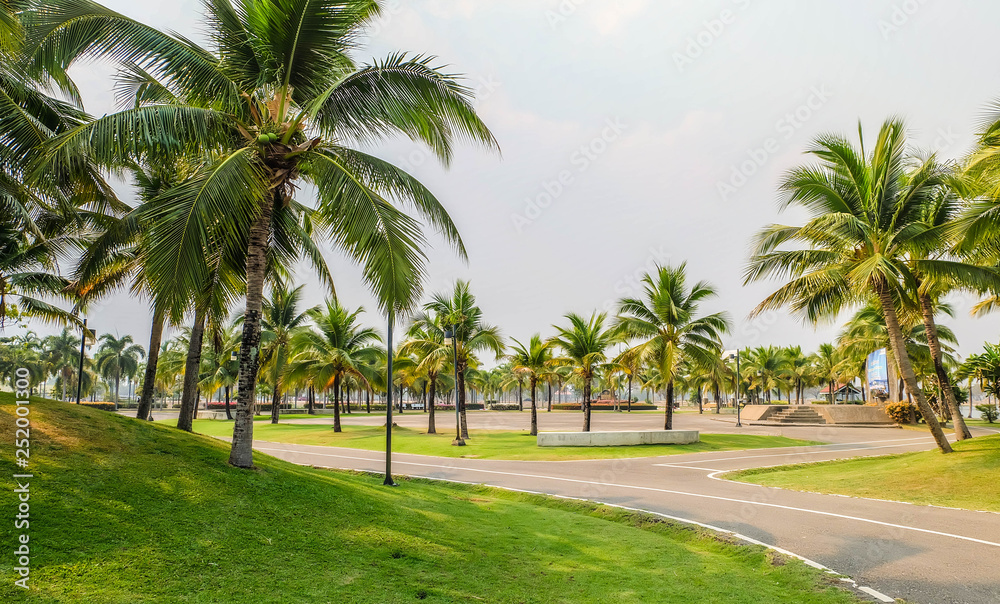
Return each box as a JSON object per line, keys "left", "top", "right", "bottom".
{"left": 21, "top": 0, "right": 1000, "bottom": 361}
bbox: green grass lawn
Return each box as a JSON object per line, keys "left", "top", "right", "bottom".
{"left": 172, "top": 418, "right": 820, "bottom": 460}
{"left": 0, "top": 396, "right": 864, "bottom": 604}
{"left": 728, "top": 434, "right": 1000, "bottom": 512}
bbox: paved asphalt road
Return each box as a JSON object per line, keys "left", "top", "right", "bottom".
{"left": 136, "top": 408, "right": 1000, "bottom": 603}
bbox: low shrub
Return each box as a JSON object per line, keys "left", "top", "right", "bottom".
{"left": 78, "top": 402, "right": 116, "bottom": 411}
{"left": 489, "top": 403, "right": 522, "bottom": 411}
{"left": 976, "top": 404, "right": 999, "bottom": 423}
{"left": 884, "top": 401, "right": 922, "bottom": 424}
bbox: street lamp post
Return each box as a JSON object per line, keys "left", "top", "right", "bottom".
{"left": 384, "top": 310, "right": 397, "bottom": 486}
{"left": 726, "top": 348, "right": 745, "bottom": 427}
{"left": 75, "top": 319, "right": 89, "bottom": 405}
{"left": 444, "top": 326, "right": 465, "bottom": 446}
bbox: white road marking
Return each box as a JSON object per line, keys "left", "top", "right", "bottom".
{"left": 653, "top": 437, "right": 936, "bottom": 467}
{"left": 257, "top": 445, "right": 1000, "bottom": 549}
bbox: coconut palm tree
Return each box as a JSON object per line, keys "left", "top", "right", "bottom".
{"left": 508, "top": 334, "right": 552, "bottom": 436}
{"left": 614, "top": 264, "right": 730, "bottom": 430}
{"left": 782, "top": 346, "right": 814, "bottom": 405}
{"left": 199, "top": 318, "right": 242, "bottom": 420}
{"left": 42, "top": 327, "right": 80, "bottom": 400}
{"left": 550, "top": 312, "right": 617, "bottom": 432}
{"left": 28, "top": 0, "right": 497, "bottom": 468}
{"left": 811, "top": 344, "right": 844, "bottom": 405}
{"left": 420, "top": 281, "right": 503, "bottom": 439}
{"left": 745, "top": 118, "right": 954, "bottom": 452}
{"left": 400, "top": 313, "right": 451, "bottom": 434}
{"left": 285, "top": 300, "right": 381, "bottom": 433}
{"left": 259, "top": 281, "right": 314, "bottom": 424}
{"left": 94, "top": 333, "right": 145, "bottom": 407}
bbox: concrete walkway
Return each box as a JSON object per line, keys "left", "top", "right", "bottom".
{"left": 239, "top": 410, "right": 998, "bottom": 604}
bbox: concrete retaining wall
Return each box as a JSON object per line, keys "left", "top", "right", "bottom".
{"left": 740, "top": 405, "right": 784, "bottom": 422}
{"left": 537, "top": 430, "right": 699, "bottom": 447}
{"left": 813, "top": 405, "right": 893, "bottom": 424}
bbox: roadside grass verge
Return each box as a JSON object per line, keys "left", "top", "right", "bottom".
{"left": 176, "top": 419, "right": 821, "bottom": 460}
{"left": 727, "top": 434, "right": 1000, "bottom": 512}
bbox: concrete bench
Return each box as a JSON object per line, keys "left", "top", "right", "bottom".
{"left": 537, "top": 430, "right": 699, "bottom": 447}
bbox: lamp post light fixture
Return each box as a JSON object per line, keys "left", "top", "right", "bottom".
{"left": 384, "top": 311, "right": 397, "bottom": 486}
{"left": 725, "top": 348, "right": 746, "bottom": 427}
{"left": 444, "top": 326, "right": 465, "bottom": 446}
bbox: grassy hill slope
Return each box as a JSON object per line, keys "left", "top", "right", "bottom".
{"left": 1, "top": 396, "right": 862, "bottom": 603}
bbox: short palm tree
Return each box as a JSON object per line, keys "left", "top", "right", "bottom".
{"left": 42, "top": 327, "right": 79, "bottom": 401}
{"left": 95, "top": 333, "right": 145, "bottom": 407}
{"left": 614, "top": 264, "right": 730, "bottom": 430}
{"left": 260, "top": 281, "right": 313, "bottom": 424}
{"left": 285, "top": 300, "right": 381, "bottom": 433}
{"left": 745, "top": 118, "right": 954, "bottom": 452}
{"left": 550, "top": 312, "right": 617, "bottom": 432}
{"left": 400, "top": 313, "right": 451, "bottom": 434}
{"left": 419, "top": 281, "right": 503, "bottom": 439}
{"left": 28, "top": 0, "right": 497, "bottom": 468}
{"left": 508, "top": 334, "right": 553, "bottom": 436}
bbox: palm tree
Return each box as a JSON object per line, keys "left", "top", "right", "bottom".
{"left": 200, "top": 318, "right": 242, "bottom": 420}
{"left": 745, "top": 118, "right": 954, "bottom": 452}
{"left": 508, "top": 334, "right": 553, "bottom": 436}
{"left": 812, "top": 344, "right": 844, "bottom": 405}
{"left": 400, "top": 314, "right": 451, "bottom": 434}
{"left": 29, "top": 0, "right": 497, "bottom": 468}
{"left": 260, "top": 282, "right": 313, "bottom": 424}
{"left": 614, "top": 264, "right": 730, "bottom": 430}
{"left": 550, "top": 312, "right": 616, "bottom": 432}
{"left": 42, "top": 328, "right": 80, "bottom": 401}
{"left": 285, "top": 300, "right": 381, "bottom": 433}
{"left": 94, "top": 333, "right": 145, "bottom": 407}
{"left": 420, "top": 281, "right": 503, "bottom": 439}
{"left": 783, "top": 346, "right": 814, "bottom": 405}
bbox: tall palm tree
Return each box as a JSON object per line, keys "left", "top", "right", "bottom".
{"left": 550, "top": 312, "right": 616, "bottom": 432}
{"left": 260, "top": 281, "right": 313, "bottom": 423}
{"left": 28, "top": 0, "right": 497, "bottom": 468}
{"left": 420, "top": 281, "right": 503, "bottom": 439}
{"left": 614, "top": 264, "right": 730, "bottom": 430}
{"left": 745, "top": 118, "right": 954, "bottom": 452}
{"left": 95, "top": 333, "right": 145, "bottom": 407}
{"left": 199, "top": 318, "right": 242, "bottom": 420}
{"left": 508, "top": 334, "right": 552, "bottom": 436}
{"left": 285, "top": 300, "right": 381, "bottom": 433}
{"left": 782, "top": 346, "right": 813, "bottom": 405}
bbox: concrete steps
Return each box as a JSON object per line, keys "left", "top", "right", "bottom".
{"left": 769, "top": 407, "right": 827, "bottom": 425}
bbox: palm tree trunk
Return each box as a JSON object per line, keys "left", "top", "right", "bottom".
{"left": 697, "top": 385, "right": 703, "bottom": 414}
{"left": 875, "top": 281, "right": 952, "bottom": 453}
{"left": 582, "top": 378, "right": 591, "bottom": 432}
{"left": 307, "top": 385, "right": 314, "bottom": 415}
{"left": 270, "top": 382, "right": 281, "bottom": 424}
{"left": 547, "top": 381, "right": 553, "bottom": 412}
{"left": 427, "top": 374, "right": 437, "bottom": 434}
{"left": 917, "top": 291, "right": 972, "bottom": 440}
{"left": 224, "top": 385, "right": 233, "bottom": 420}
{"left": 333, "top": 374, "right": 342, "bottom": 433}
{"left": 530, "top": 377, "right": 538, "bottom": 436}
{"left": 627, "top": 376, "right": 632, "bottom": 412}
{"left": 366, "top": 387, "right": 371, "bottom": 414}
{"left": 177, "top": 307, "right": 206, "bottom": 432}
{"left": 458, "top": 366, "right": 469, "bottom": 439}
{"left": 665, "top": 380, "right": 675, "bottom": 430}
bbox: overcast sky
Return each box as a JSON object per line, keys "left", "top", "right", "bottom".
{"left": 23, "top": 0, "right": 1000, "bottom": 360}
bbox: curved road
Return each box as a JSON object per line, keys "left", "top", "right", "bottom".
{"left": 238, "top": 410, "right": 1000, "bottom": 603}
